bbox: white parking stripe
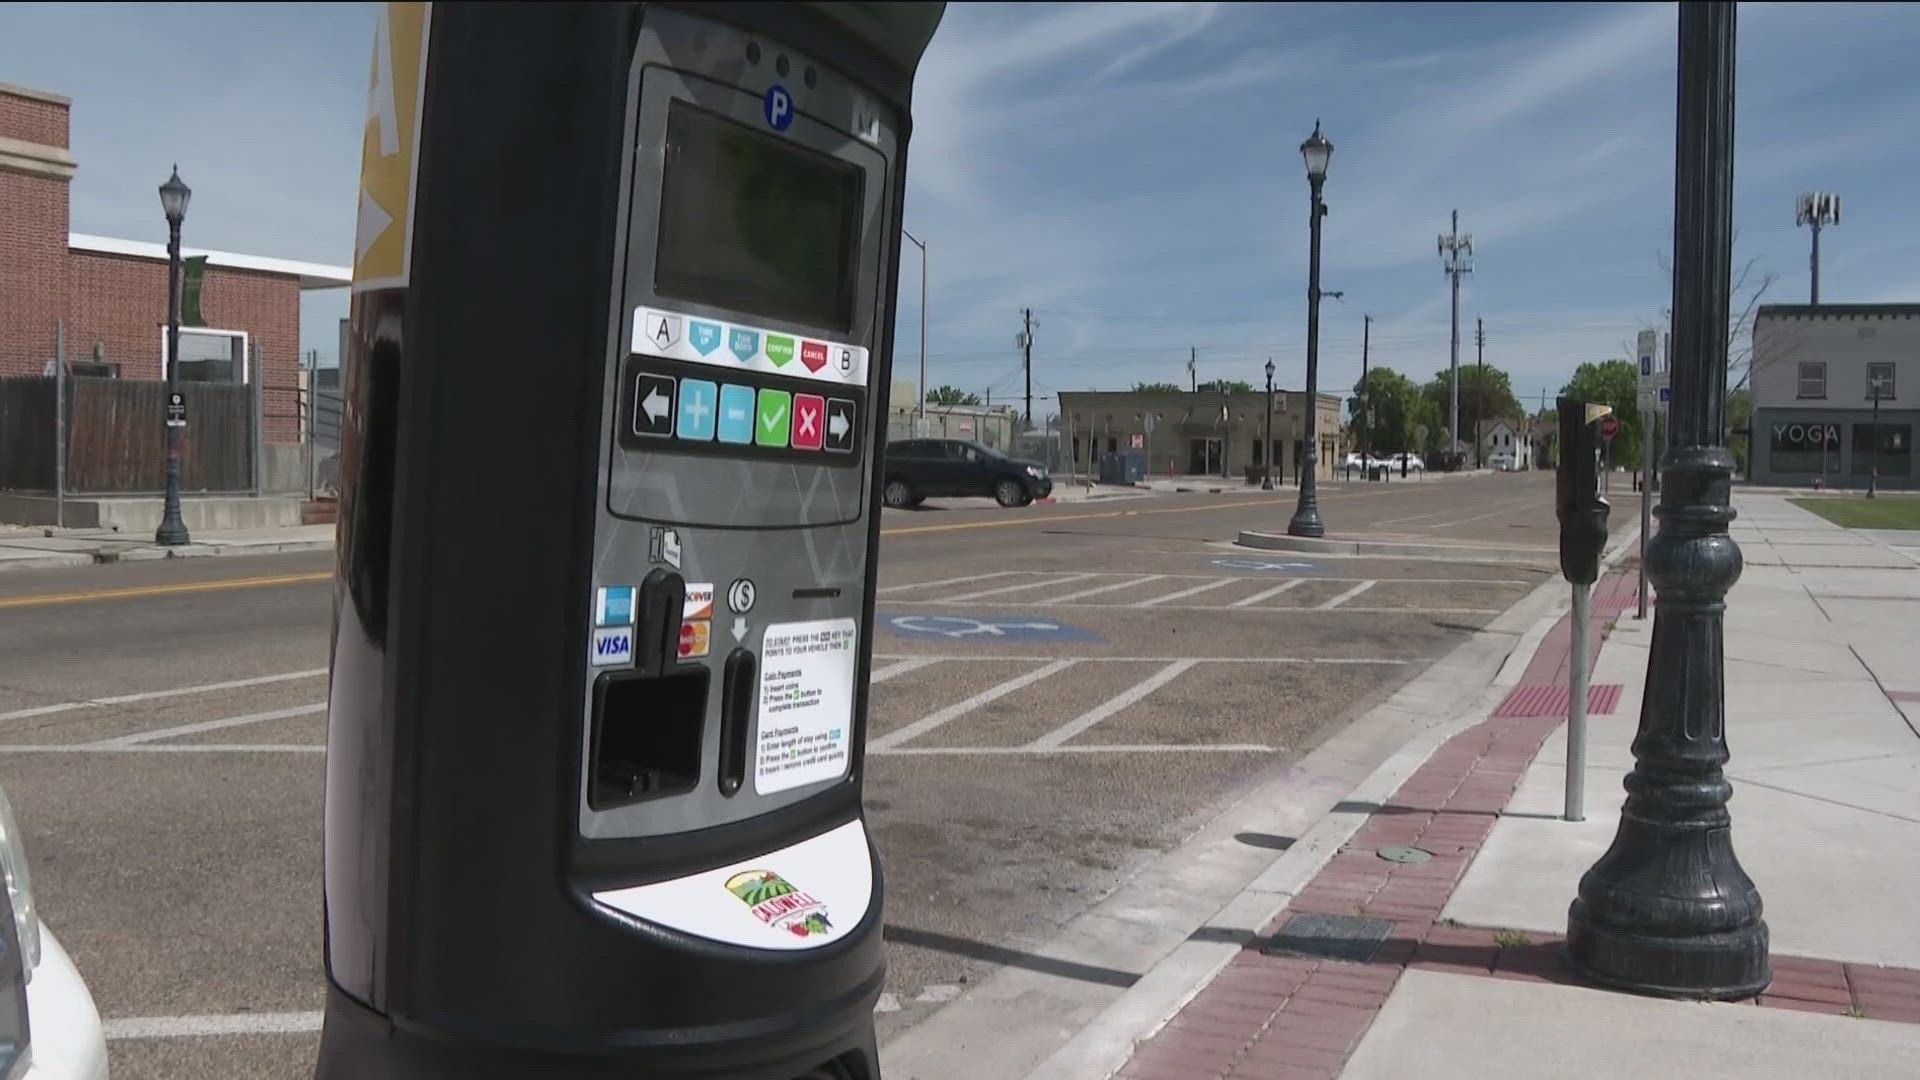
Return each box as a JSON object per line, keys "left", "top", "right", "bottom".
{"left": 873, "top": 744, "right": 1274, "bottom": 755}
{"left": 1133, "top": 578, "right": 1242, "bottom": 607}
{"left": 0, "top": 744, "right": 325, "bottom": 753}
{"left": 104, "top": 1011, "right": 324, "bottom": 1040}
{"left": 1039, "top": 574, "right": 1166, "bottom": 603}
{"left": 91, "top": 702, "right": 327, "bottom": 747}
{"left": 1227, "top": 579, "right": 1307, "bottom": 608}
{"left": 1316, "top": 581, "right": 1378, "bottom": 610}
{"left": 0, "top": 668, "right": 328, "bottom": 722}
{"left": 869, "top": 660, "right": 1077, "bottom": 751}
{"left": 870, "top": 657, "right": 940, "bottom": 684}
{"left": 876, "top": 571, "right": 1023, "bottom": 595}
{"left": 934, "top": 573, "right": 1099, "bottom": 602}
{"left": 871, "top": 654, "right": 1407, "bottom": 664}
{"left": 1027, "top": 660, "right": 1197, "bottom": 749}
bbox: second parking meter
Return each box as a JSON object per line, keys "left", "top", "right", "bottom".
{"left": 318, "top": 4, "right": 943, "bottom": 1077}
{"left": 1556, "top": 398, "right": 1613, "bottom": 585}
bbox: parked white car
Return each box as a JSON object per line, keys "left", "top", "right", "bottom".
{"left": 1487, "top": 449, "right": 1516, "bottom": 471}
{"left": 0, "top": 786, "right": 110, "bottom": 1080}
{"left": 1381, "top": 453, "right": 1426, "bottom": 476}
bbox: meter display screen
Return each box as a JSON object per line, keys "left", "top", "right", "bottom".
{"left": 654, "top": 102, "right": 864, "bottom": 331}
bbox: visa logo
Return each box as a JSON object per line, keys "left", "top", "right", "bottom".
{"left": 591, "top": 626, "right": 634, "bottom": 666}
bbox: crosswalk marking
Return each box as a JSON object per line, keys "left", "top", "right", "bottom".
{"left": 935, "top": 573, "right": 1099, "bottom": 602}
{"left": 1026, "top": 660, "right": 1198, "bottom": 749}
{"left": 869, "top": 660, "right": 1078, "bottom": 750}
{"left": 1133, "top": 578, "right": 1243, "bottom": 607}
{"left": 1228, "top": 579, "right": 1307, "bottom": 608}
{"left": 1039, "top": 574, "right": 1166, "bottom": 603}
{"left": 1317, "top": 581, "right": 1378, "bottom": 610}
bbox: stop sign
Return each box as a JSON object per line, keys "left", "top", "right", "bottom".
{"left": 1599, "top": 415, "right": 1621, "bottom": 442}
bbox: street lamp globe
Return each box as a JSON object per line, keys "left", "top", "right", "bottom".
{"left": 1300, "top": 121, "right": 1332, "bottom": 182}
{"left": 159, "top": 165, "right": 191, "bottom": 223}
{"left": 1265, "top": 359, "right": 1275, "bottom": 381}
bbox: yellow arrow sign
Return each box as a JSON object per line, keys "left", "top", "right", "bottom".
{"left": 352, "top": 3, "right": 430, "bottom": 294}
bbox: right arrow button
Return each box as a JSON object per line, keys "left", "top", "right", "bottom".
{"left": 824, "top": 398, "right": 856, "bottom": 454}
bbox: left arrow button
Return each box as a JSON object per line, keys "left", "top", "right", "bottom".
{"left": 631, "top": 373, "right": 676, "bottom": 437}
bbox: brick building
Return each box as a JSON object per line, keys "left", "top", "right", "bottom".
{"left": 1, "top": 82, "right": 347, "bottom": 493}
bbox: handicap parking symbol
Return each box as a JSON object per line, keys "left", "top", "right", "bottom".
{"left": 1211, "top": 558, "right": 1326, "bottom": 574}
{"left": 882, "top": 614, "right": 1103, "bottom": 643}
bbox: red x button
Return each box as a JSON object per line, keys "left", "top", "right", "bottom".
{"left": 792, "top": 394, "right": 825, "bottom": 451}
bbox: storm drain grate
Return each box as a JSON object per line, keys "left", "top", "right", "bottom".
{"left": 1260, "top": 913, "right": 1396, "bottom": 963}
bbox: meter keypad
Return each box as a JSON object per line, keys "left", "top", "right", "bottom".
{"left": 618, "top": 354, "right": 862, "bottom": 467}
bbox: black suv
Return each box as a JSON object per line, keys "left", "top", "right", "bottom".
{"left": 882, "top": 439, "right": 1053, "bottom": 508}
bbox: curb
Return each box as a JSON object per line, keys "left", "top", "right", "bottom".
{"left": 0, "top": 537, "right": 334, "bottom": 572}
{"left": 1014, "top": 526, "right": 1641, "bottom": 1080}
{"left": 1236, "top": 530, "right": 1555, "bottom": 563}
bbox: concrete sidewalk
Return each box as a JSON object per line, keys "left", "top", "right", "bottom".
{"left": 0, "top": 524, "right": 335, "bottom": 571}
{"left": 1071, "top": 492, "right": 1920, "bottom": 1079}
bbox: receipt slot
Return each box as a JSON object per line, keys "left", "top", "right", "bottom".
{"left": 318, "top": 5, "right": 942, "bottom": 1078}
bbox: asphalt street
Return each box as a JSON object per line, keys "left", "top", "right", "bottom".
{"left": 0, "top": 470, "right": 1586, "bottom": 1077}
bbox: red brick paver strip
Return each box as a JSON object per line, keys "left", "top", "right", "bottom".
{"left": 1115, "top": 567, "right": 1920, "bottom": 1079}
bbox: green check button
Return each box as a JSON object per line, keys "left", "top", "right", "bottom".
{"left": 755, "top": 389, "right": 791, "bottom": 448}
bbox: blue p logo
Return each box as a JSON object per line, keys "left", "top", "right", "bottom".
{"left": 764, "top": 85, "right": 793, "bottom": 131}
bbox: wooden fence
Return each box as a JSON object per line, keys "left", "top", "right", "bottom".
{"left": 0, "top": 376, "right": 254, "bottom": 494}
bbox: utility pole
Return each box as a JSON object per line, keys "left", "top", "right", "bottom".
{"left": 1438, "top": 210, "right": 1473, "bottom": 464}
{"left": 1474, "top": 316, "right": 1486, "bottom": 468}
{"left": 1188, "top": 346, "right": 1196, "bottom": 392}
{"left": 1795, "top": 192, "right": 1839, "bottom": 304}
{"left": 1360, "top": 314, "right": 1371, "bottom": 463}
{"left": 1020, "top": 308, "right": 1035, "bottom": 429}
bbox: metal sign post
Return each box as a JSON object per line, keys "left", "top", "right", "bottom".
{"left": 1566, "top": 580, "right": 1591, "bottom": 822}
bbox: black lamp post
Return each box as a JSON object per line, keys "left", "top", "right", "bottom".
{"left": 1288, "top": 121, "right": 1331, "bottom": 538}
{"left": 1566, "top": 1, "right": 1769, "bottom": 1000}
{"left": 1262, "top": 359, "right": 1276, "bottom": 490}
{"left": 1867, "top": 370, "right": 1889, "bottom": 498}
{"left": 155, "top": 166, "right": 192, "bottom": 546}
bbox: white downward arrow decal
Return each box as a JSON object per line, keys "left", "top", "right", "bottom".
{"left": 731, "top": 618, "right": 748, "bottom": 642}
{"left": 642, "top": 387, "right": 671, "bottom": 423}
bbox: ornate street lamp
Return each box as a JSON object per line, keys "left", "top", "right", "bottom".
{"left": 1288, "top": 121, "right": 1331, "bottom": 537}
{"left": 156, "top": 166, "right": 192, "bottom": 546}
{"left": 1262, "top": 359, "right": 1276, "bottom": 490}
{"left": 1566, "top": 2, "right": 1769, "bottom": 1000}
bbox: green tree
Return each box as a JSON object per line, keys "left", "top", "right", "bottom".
{"left": 1198, "top": 379, "right": 1255, "bottom": 394}
{"left": 1559, "top": 359, "right": 1643, "bottom": 469}
{"left": 1132, "top": 381, "right": 1186, "bottom": 393}
{"left": 1422, "top": 365, "right": 1524, "bottom": 448}
{"left": 926, "top": 385, "right": 981, "bottom": 406}
{"left": 1347, "top": 366, "right": 1438, "bottom": 454}
{"left": 1727, "top": 387, "right": 1751, "bottom": 476}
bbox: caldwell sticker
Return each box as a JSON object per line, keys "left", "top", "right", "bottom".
{"left": 725, "top": 870, "right": 833, "bottom": 939}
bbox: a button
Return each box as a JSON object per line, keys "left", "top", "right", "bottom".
{"left": 717, "top": 384, "right": 755, "bottom": 444}
{"left": 792, "top": 394, "right": 825, "bottom": 451}
{"left": 677, "top": 378, "right": 717, "bottom": 441}
{"left": 755, "top": 389, "right": 791, "bottom": 448}
{"left": 824, "top": 398, "right": 856, "bottom": 453}
{"left": 632, "top": 373, "right": 675, "bottom": 437}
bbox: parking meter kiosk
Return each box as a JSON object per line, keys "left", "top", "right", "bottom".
{"left": 318, "top": 5, "right": 943, "bottom": 1077}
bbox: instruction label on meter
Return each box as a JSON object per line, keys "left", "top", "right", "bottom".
{"left": 756, "top": 618, "right": 858, "bottom": 795}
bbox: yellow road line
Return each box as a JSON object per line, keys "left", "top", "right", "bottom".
{"left": 0, "top": 572, "right": 331, "bottom": 610}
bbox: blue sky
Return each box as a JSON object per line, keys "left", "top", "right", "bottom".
{"left": 6, "top": 2, "right": 1918, "bottom": 417}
